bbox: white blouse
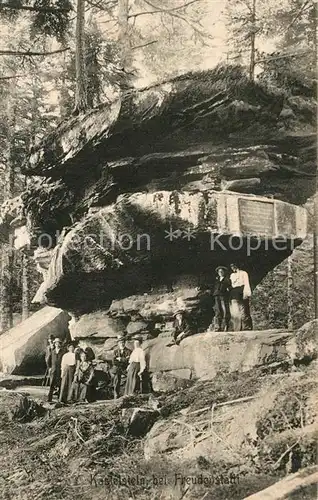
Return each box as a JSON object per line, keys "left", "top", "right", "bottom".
{"left": 129, "top": 347, "right": 146, "bottom": 373}
{"left": 61, "top": 352, "right": 76, "bottom": 375}
{"left": 230, "top": 270, "right": 251, "bottom": 297}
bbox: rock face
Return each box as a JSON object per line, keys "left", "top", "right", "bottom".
{"left": 22, "top": 68, "right": 315, "bottom": 220}
{"left": 0, "top": 391, "right": 46, "bottom": 423}
{"left": 69, "top": 310, "right": 126, "bottom": 339}
{"left": 151, "top": 371, "right": 194, "bottom": 392}
{"left": 121, "top": 407, "right": 159, "bottom": 437}
{"left": 286, "top": 319, "right": 317, "bottom": 363}
{"left": 30, "top": 191, "right": 306, "bottom": 314}
{"left": 144, "top": 330, "right": 293, "bottom": 380}
{"left": 16, "top": 65, "right": 314, "bottom": 351}
{"left": 0, "top": 306, "right": 70, "bottom": 375}
{"left": 144, "top": 367, "right": 318, "bottom": 466}
{"left": 244, "top": 466, "right": 318, "bottom": 500}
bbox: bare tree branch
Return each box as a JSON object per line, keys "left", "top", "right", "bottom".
{"left": 256, "top": 48, "right": 309, "bottom": 64}
{"left": 0, "top": 3, "right": 72, "bottom": 13}
{"left": 86, "top": 0, "right": 116, "bottom": 11}
{"left": 0, "top": 48, "right": 70, "bottom": 57}
{"left": 131, "top": 40, "right": 158, "bottom": 50}
{"left": 129, "top": 0, "right": 202, "bottom": 18}
{"left": 285, "top": 0, "right": 312, "bottom": 31}
{"left": 141, "top": 0, "right": 212, "bottom": 40}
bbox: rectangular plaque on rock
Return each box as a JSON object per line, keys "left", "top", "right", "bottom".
{"left": 238, "top": 198, "right": 275, "bottom": 236}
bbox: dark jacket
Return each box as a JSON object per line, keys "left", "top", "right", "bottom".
{"left": 112, "top": 347, "right": 131, "bottom": 372}
{"left": 75, "top": 361, "right": 95, "bottom": 386}
{"left": 45, "top": 345, "right": 53, "bottom": 368}
{"left": 213, "top": 277, "right": 231, "bottom": 297}
{"left": 47, "top": 348, "right": 66, "bottom": 379}
{"left": 173, "top": 317, "right": 192, "bottom": 336}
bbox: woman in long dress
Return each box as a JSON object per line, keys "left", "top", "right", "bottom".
{"left": 72, "top": 351, "right": 95, "bottom": 403}
{"left": 124, "top": 336, "right": 147, "bottom": 396}
{"left": 59, "top": 342, "right": 76, "bottom": 403}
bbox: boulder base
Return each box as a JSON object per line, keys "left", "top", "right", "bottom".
{"left": 0, "top": 306, "right": 70, "bottom": 375}
{"left": 69, "top": 310, "right": 126, "bottom": 339}
{"left": 286, "top": 319, "right": 317, "bottom": 363}
{"left": 0, "top": 391, "right": 46, "bottom": 423}
{"left": 121, "top": 407, "right": 159, "bottom": 437}
{"left": 144, "top": 330, "right": 293, "bottom": 380}
{"left": 152, "top": 371, "right": 194, "bottom": 393}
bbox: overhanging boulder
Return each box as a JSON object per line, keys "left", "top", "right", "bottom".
{"left": 20, "top": 66, "right": 315, "bottom": 238}
{"left": 25, "top": 67, "right": 285, "bottom": 179}
{"left": 0, "top": 306, "right": 70, "bottom": 375}
{"left": 31, "top": 190, "right": 307, "bottom": 313}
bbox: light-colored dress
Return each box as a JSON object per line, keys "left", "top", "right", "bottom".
{"left": 59, "top": 352, "right": 76, "bottom": 403}
{"left": 124, "top": 347, "right": 146, "bottom": 395}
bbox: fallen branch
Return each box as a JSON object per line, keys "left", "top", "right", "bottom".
{"left": 70, "top": 417, "right": 85, "bottom": 443}
{"left": 179, "top": 486, "right": 190, "bottom": 499}
{"left": 244, "top": 465, "right": 318, "bottom": 500}
{"left": 216, "top": 395, "right": 256, "bottom": 407}
{"left": 131, "top": 40, "right": 158, "bottom": 50}
{"left": 187, "top": 406, "right": 210, "bottom": 416}
{"left": 173, "top": 419, "right": 199, "bottom": 448}
{"left": 210, "top": 403, "right": 216, "bottom": 430}
{"left": 272, "top": 439, "right": 301, "bottom": 471}
{"left": 186, "top": 395, "right": 257, "bottom": 417}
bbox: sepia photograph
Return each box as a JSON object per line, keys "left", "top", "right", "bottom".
{"left": 0, "top": 0, "right": 317, "bottom": 498}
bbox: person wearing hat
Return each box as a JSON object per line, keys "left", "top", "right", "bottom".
{"left": 229, "top": 263, "right": 253, "bottom": 331}
{"left": 124, "top": 336, "right": 147, "bottom": 395}
{"left": 111, "top": 336, "right": 131, "bottom": 399}
{"left": 59, "top": 341, "right": 77, "bottom": 403}
{"left": 47, "top": 337, "right": 66, "bottom": 402}
{"left": 43, "top": 335, "right": 55, "bottom": 387}
{"left": 171, "top": 310, "right": 193, "bottom": 345}
{"left": 213, "top": 266, "right": 231, "bottom": 332}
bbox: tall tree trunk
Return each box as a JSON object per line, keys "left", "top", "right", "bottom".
{"left": 314, "top": 190, "right": 318, "bottom": 319}
{"left": 287, "top": 255, "right": 293, "bottom": 330}
{"left": 21, "top": 251, "right": 30, "bottom": 321}
{"left": 117, "top": 0, "right": 131, "bottom": 75}
{"left": 0, "top": 246, "right": 14, "bottom": 332}
{"left": 0, "top": 98, "right": 15, "bottom": 333}
{"left": 74, "top": 0, "right": 88, "bottom": 113}
{"left": 249, "top": 0, "right": 256, "bottom": 81}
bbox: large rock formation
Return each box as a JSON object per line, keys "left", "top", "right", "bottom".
{"left": 20, "top": 66, "right": 315, "bottom": 241}
{"left": 4, "top": 65, "right": 313, "bottom": 366}
{"left": 143, "top": 330, "right": 293, "bottom": 380}
{"left": 29, "top": 190, "right": 306, "bottom": 315}
{"left": 0, "top": 306, "right": 70, "bottom": 374}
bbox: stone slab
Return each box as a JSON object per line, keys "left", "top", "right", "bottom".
{"left": 0, "top": 306, "right": 70, "bottom": 375}
{"left": 144, "top": 330, "right": 293, "bottom": 380}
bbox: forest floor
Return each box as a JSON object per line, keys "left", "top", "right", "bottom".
{"left": 0, "top": 363, "right": 317, "bottom": 500}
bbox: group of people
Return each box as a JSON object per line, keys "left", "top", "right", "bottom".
{"left": 212, "top": 262, "right": 253, "bottom": 332}
{"left": 45, "top": 337, "right": 96, "bottom": 403}
{"left": 168, "top": 262, "right": 253, "bottom": 345}
{"left": 44, "top": 262, "right": 252, "bottom": 402}
{"left": 44, "top": 334, "right": 148, "bottom": 403}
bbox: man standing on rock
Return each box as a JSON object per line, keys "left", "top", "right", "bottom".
{"left": 229, "top": 263, "right": 253, "bottom": 331}
{"left": 111, "top": 336, "right": 131, "bottom": 399}
{"left": 213, "top": 266, "right": 231, "bottom": 332}
{"left": 47, "top": 337, "right": 66, "bottom": 402}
